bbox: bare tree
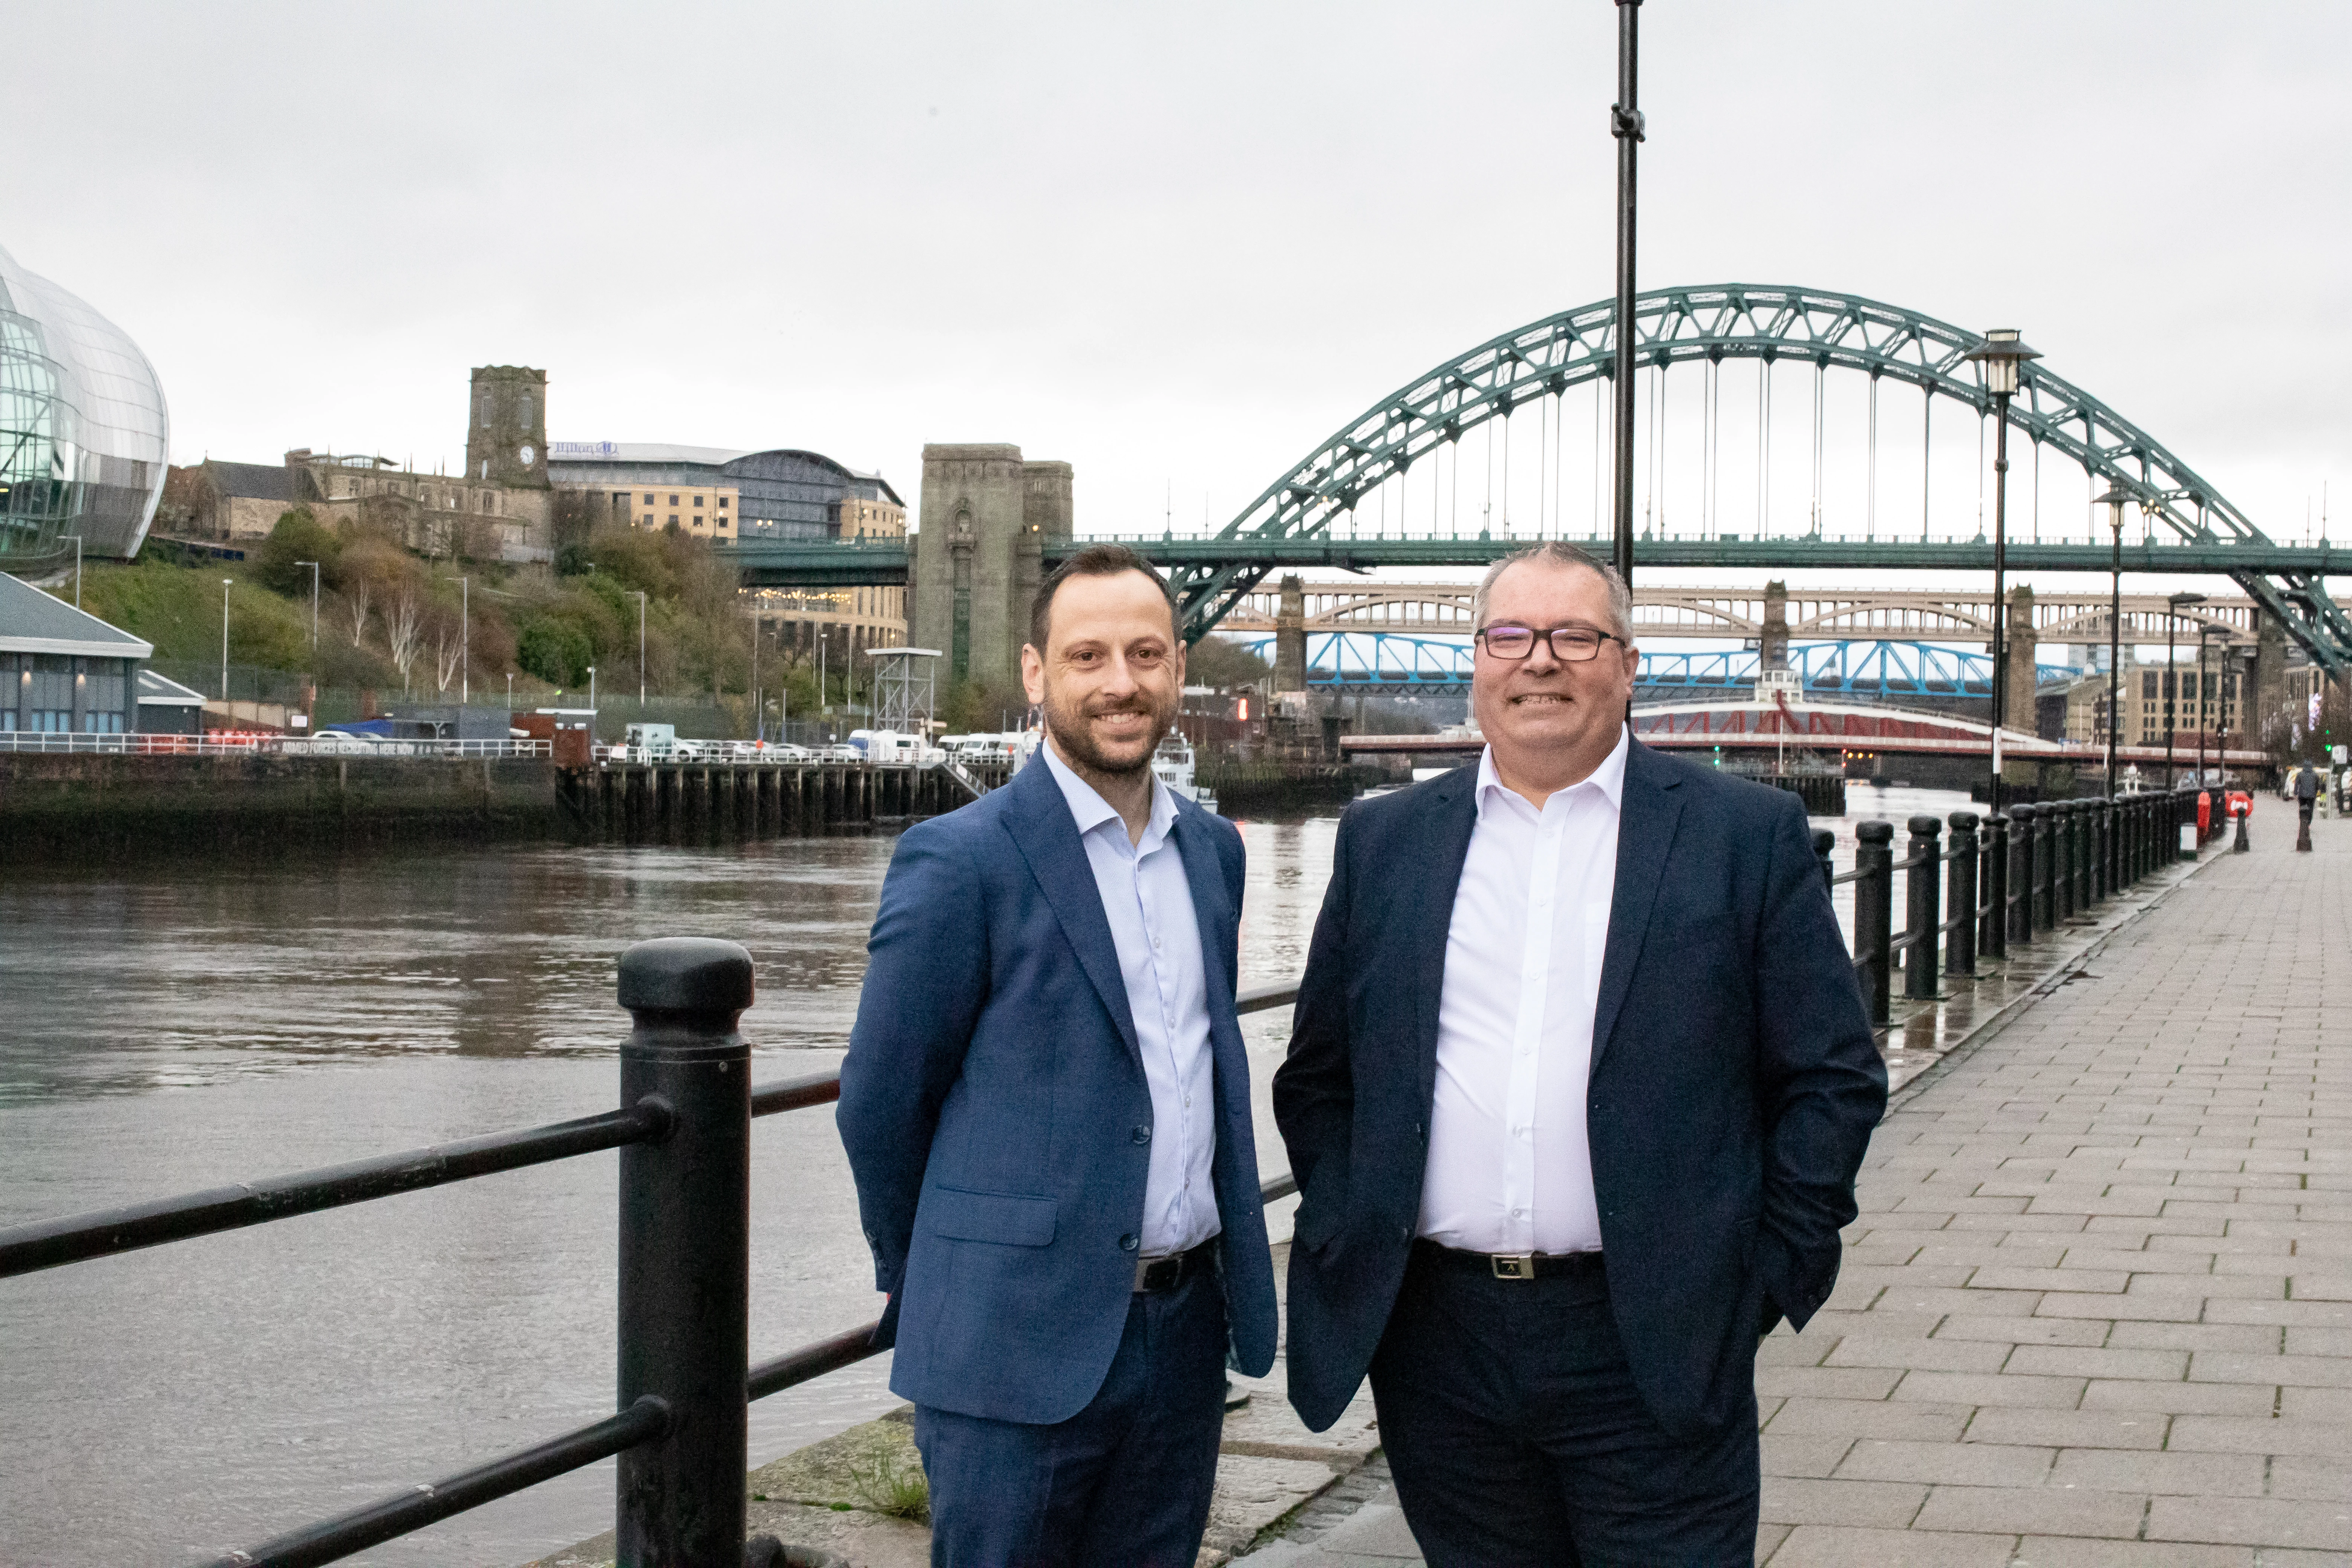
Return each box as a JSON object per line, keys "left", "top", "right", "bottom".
{"left": 386, "top": 589, "right": 423, "bottom": 691}
{"left": 345, "top": 577, "right": 374, "bottom": 648}
{"left": 432, "top": 620, "right": 462, "bottom": 695}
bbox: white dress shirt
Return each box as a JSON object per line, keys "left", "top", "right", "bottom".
{"left": 1041, "top": 743, "right": 1222, "bottom": 1256}
{"left": 1416, "top": 729, "right": 1628, "bottom": 1256}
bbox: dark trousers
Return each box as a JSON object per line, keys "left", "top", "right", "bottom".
{"left": 913, "top": 1268, "right": 1227, "bottom": 1568}
{"left": 1368, "top": 1248, "right": 1759, "bottom": 1567}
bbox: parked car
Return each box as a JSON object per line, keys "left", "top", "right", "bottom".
{"left": 297, "top": 730, "right": 384, "bottom": 755}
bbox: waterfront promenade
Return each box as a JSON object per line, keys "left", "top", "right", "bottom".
{"left": 1243, "top": 815, "right": 2352, "bottom": 1566}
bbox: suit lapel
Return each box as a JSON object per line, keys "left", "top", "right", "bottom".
{"left": 1413, "top": 767, "right": 1482, "bottom": 1105}
{"left": 1169, "top": 805, "right": 1236, "bottom": 1019}
{"left": 1000, "top": 758, "right": 1141, "bottom": 1063}
{"left": 1591, "top": 740, "right": 1683, "bottom": 1070}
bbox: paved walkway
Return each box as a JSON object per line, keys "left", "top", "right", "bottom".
{"left": 1242, "top": 812, "right": 2352, "bottom": 1566}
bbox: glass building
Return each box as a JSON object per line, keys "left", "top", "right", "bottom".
{"left": 0, "top": 243, "right": 171, "bottom": 565}
{"left": 545, "top": 443, "right": 901, "bottom": 539}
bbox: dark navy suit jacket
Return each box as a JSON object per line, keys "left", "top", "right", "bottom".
{"left": 1272, "top": 741, "right": 1886, "bottom": 1437}
{"left": 838, "top": 756, "right": 1281, "bottom": 1426}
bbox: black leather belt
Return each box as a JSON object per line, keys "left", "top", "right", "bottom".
{"left": 1412, "top": 1237, "right": 1605, "bottom": 1282}
{"left": 1134, "top": 1239, "right": 1216, "bottom": 1293}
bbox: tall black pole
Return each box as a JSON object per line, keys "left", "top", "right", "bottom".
{"left": 1611, "top": 0, "right": 1642, "bottom": 592}
{"left": 1989, "top": 390, "right": 2012, "bottom": 811}
{"left": 2107, "top": 513, "right": 2122, "bottom": 797}
{"left": 2164, "top": 613, "right": 2176, "bottom": 787}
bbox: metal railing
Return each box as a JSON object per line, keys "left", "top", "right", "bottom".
{"left": 0, "top": 943, "right": 1304, "bottom": 1568}
{"left": 0, "top": 732, "right": 553, "bottom": 760}
{"left": 1813, "top": 786, "right": 2197, "bottom": 1025}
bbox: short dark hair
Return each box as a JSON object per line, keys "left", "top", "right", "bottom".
{"left": 1028, "top": 544, "right": 1179, "bottom": 652}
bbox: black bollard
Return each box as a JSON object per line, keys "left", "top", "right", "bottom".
{"left": 2234, "top": 804, "right": 2251, "bottom": 854}
{"left": 616, "top": 937, "right": 755, "bottom": 1568}
{"left": 1854, "top": 821, "right": 1896, "bottom": 1025}
{"left": 1812, "top": 828, "right": 1835, "bottom": 899}
{"left": 1946, "top": 811, "right": 1979, "bottom": 980}
{"left": 1903, "top": 815, "right": 1944, "bottom": 1001}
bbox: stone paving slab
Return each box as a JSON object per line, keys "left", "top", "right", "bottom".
{"left": 1239, "top": 814, "right": 2352, "bottom": 1565}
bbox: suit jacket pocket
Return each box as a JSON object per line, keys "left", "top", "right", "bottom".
{"left": 1293, "top": 1195, "right": 1345, "bottom": 1254}
{"left": 923, "top": 1186, "right": 1057, "bottom": 1247}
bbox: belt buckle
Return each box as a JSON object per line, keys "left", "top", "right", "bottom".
{"left": 1490, "top": 1253, "right": 1535, "bottom": 1281}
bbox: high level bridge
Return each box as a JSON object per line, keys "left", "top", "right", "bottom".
{"left": 724, "top": 283, "right": 2352, "bottom": 687}
{"left": 1216, "top": 583, "right": 2261, "bottom": 646}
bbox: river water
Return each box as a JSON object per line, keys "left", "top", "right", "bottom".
{"left": 0, "top": 776, "right": 1965, "bottom": 1566}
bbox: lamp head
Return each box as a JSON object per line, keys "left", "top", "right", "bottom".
{"left": 1964, "top": 328, "right": 2043, "bottom": 398}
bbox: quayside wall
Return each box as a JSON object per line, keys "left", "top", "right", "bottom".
{"left": 0, "top": 753, "right": 574, "bottom": 861}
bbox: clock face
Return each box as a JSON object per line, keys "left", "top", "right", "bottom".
{"left": 519, "top": 444, "right": 537, "bottom": 467}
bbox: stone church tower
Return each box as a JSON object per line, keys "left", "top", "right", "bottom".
{"left": 465, "top": 366, "right": 550, "bottom": 490}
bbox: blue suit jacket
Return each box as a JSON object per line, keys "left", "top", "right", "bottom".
{"left": 837, "top": 756, "right": 1280, "bottom": 1426}
{"left": 1272, "top": 742, "right": 1886, "bottom": 1437}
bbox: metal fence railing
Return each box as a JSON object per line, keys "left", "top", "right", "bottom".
{"left": 0, "top": 943, "right": 1304, "bottom": 1568}
{"left": 1816, "top": 786, "right": 2202, "bottom": 1025}
{"left": 0, "top": 732, "right": 553, "bottom": 759}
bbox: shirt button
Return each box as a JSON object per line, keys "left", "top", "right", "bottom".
{"left": 1119, "top": 1233, "right": 1139, "bottom": 1252}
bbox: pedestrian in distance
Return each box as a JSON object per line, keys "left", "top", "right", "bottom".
{"left": 837, "top": 544, "right": 1278, "bottom": 1568}
{"left": 1273, "top": 541, "right": 1888, "bottom": 1566}
{"left": 2295, "top": 761, "right": 2318, "bottom": 851}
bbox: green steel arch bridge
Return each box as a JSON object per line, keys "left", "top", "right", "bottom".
{"left": 724, "top": 284, "right": 2352, "bottom": 672}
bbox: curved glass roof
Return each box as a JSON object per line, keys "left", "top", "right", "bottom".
{"left": 0, "top": 243, "right": 170, "bottom": 564}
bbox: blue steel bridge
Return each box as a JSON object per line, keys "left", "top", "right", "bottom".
{"left": 724, "top": 283, "right": 2352, "bottom": 674}
{"left": 1231, "top": 634, "right": 2077, "bottom": 701}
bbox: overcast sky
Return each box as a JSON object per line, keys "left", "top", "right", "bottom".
{"left": 9, "top": 1, "right": 2347, "bottom": 576}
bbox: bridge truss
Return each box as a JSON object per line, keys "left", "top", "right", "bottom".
{"left": 1170, "top": 284, "right": 2352, "bottom": 673}
{"left": 1233, "top": 633, "right": 2081, "bottom": 700}
{"left": 1217, "top": 582, "right": 2263, "bottom": 649}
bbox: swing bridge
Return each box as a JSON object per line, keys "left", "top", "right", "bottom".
{"left": 725, "top": 283, "right": 2352, "bottom": 674}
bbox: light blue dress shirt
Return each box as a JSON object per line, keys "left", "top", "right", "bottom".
{"left": 1039, "top": 743, "right": 1222, "bottom": 1256}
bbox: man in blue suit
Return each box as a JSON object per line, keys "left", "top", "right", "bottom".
{"left": 1274, "top": 542, "right": 1885, "bottom": 1565}
{"left": 838, "top": 545, "right": 1279, "bottom": 1567}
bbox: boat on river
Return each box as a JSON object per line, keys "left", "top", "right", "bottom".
{"left": 1153, "top": 730, "right": 1219, "bottom": 815}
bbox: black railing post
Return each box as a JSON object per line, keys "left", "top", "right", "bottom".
{"left": 1947, "top": 810, "right": 1978, "bottom": 979}
{"left": 2092, "top": 799, "right": 2109, "bottom": 902}
{"left": 1855, "top": 820, "right": 1895, "bottom": 1025}
{"left": 1983, "top": 811, "right": 2009, "bottom": 959}
{"left": 2032, "top": 808, "right": 2051, "bottom": 931}
{"left": 2056, "top": 801, "right": 2077, "bottom": 922}
{"left": 2008, "top": 802, "right": 2035, "bottom": 943}
{"left": 1904, "top": 814, "right": 1943, "bottom": 1000}
{"left": 1812, "top": 828, "right": 1835, "bottom": 899}
{"left": 616, "top": 937, "right": 754, "bottom": 1568}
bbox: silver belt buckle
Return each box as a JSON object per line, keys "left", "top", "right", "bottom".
{"left": 1491, "top": 1253, "right": 1535, "bottom": 1280}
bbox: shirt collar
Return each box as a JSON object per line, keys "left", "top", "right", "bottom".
{"left": 1040, "top": 737, "right": 1176, "bottom": 850}
{"left": 1474, "top": 724, "right": 1631, "bottom": 817}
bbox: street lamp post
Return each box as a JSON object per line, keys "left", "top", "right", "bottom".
{"left": 2165, "top": 591, "right": 2205, "bottom": 788}
{"left": 2197, "top": 626, "right": 2222, "bottom": 791}
{"left": 220, "top": 579, "right": 234, "bottom": 699}
{"left": 1609, "top": 0, "right": 1644, "bottom": 595}
{"left": 294, "top": 560, "right": 320, "bottom": 653}
{"left": 638, "top": 591, "right": 648, "bottom": 710}
{"left": 461, "top": 576, "right": 469, "bottom": 706}
{"left": 588, "top": 666, "right": 598, "bottom": 742}
{"left": 2093, "top": 485, "right": 2132, "bottom": 796}
{"left": 1963, "top": 329, "right": 2042, "bottom": 811}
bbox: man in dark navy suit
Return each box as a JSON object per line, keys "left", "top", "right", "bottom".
{"left": 838, "top": 545, "right": 1278, "bottom": 1567}
{"left": 1274, "top": 542, "right": 1885, "bottom": 1565}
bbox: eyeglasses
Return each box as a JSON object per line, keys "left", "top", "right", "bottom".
{"left": 1475, "top": 623, "right": 1622, "bottom": 662}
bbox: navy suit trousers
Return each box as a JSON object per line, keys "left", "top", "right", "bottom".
{"left": 1370, "top": 1250, "right": 1759, "bottom": 1567}
{"left": 914, "top": 1268, "right": 1228, "bottom": 1568}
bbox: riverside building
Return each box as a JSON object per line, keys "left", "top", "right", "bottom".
{"left": 0, "top": 242, "right": 171, "bottom": 567}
